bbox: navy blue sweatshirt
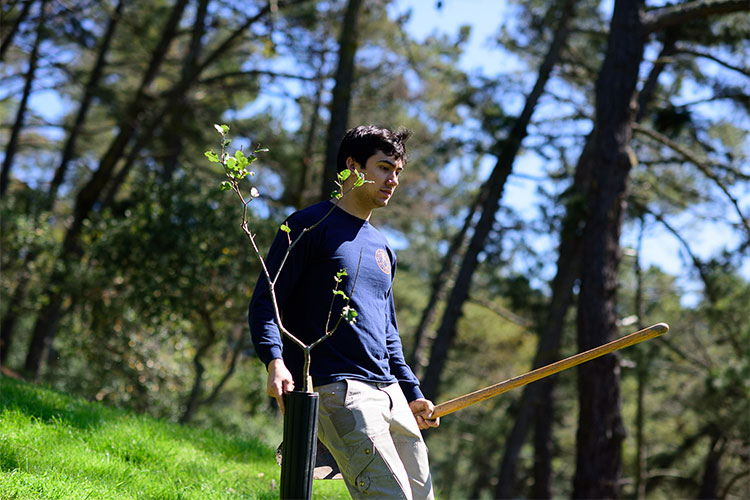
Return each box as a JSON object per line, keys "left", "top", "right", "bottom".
{"left": 248, "top": 201, "right": 424, "bottom": 402}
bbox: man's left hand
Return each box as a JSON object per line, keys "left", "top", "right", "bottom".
{"left": 409, "top": 398, "right": 440, "bottom": 430}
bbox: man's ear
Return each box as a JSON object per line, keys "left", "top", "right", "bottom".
{"left": 346, "top": 156, "right": 360, "bottom": 172}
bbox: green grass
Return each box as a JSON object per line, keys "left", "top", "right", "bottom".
{"left": 0, "top": 376, "right": 349, "bottom": 499}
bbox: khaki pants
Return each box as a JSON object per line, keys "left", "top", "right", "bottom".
{"left": 316, "top": 380, "right": 434, "bottom": 499}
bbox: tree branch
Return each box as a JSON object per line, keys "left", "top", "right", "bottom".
{"left": 198, "top": 69, "right": 315, "bottom": 86}
{"left": 633, "top": 123, "right": 750, "bottom": 241}
{"left": 674, "top": 45, "right": 750, "bottom": 77}
{"left": 642, "top": 0, "right": 748, "bottom": 34}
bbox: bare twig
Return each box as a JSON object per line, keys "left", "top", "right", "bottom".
{"left": 633, "top": 123, "right": 750, "bottom": 240}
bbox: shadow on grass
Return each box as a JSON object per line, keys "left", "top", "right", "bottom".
{"left": 0, "top": 376, "right": 106, "bottom": 430}
{"left": 0, "top": 376, "right": 273, "bottom": 467}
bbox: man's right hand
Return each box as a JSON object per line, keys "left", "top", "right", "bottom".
{"left": 267, "top": 358, "right": 294, "bottom": 413}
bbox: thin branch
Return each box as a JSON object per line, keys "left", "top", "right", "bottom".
{"left": 199, "top": 69, "right": 315, "bottom": 85}
{"left": 642, "top": 0, "right": 748, "bottom": 34}
{"left": 470, "top": 297, "right": 534, "bottom": 329}
{"left": 633, "top": 123, "right": 750, "bottom": 240}
{"left": 674, "top": 45, "right": 749, "bottom": 77}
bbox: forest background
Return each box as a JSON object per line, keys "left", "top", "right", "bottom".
{"left": 1, "top": 0, "right": 748, "bottom": 498}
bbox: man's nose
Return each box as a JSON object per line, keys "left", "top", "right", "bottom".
{"left": 386, "top": 172, "right": 398, "bottom": 186}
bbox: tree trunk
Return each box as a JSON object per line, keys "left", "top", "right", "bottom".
{"left": 0, "top": 0, "right": 46, "bottom": 198}
{"left": 633, "top": 217, "right": 647, "bottom": 500}
{"left": 698, "top": 435, "right": 725, "bottom": 500}
{"left": 200, "top": 323, "right": 245, "bottom": 406}
{"left": 180, "top": 342, "right": 211, "bottom": 424}
{"left": 496, "top": 18, "right": 677, "bottom": 498}
{"left": 161, "top": 0, "right": 209, "bottom": 181}
{"left": 421, "top": 0, "right": 576, "bottom": 404}
{"left": 495, "top": 137, "right": 594, "bottom": 499}
{"left": 320, "top": 0, "right": 363, "bottom": 201}
{"left": 0, "top": 266, "right": 31, "bottom": 365}
{"left": 294, "top": 47, "right": 326, "bottom": 208}
{"left": 408, "top": 181, "right": 483, "bottom": 376}
{"left": 24, "top": 0, "right": 190, "bottom": 377}
{"left": 0, "top": 0, "right": 34, "bottom": 62}
{"left": 572, "top": 0, "right": 646, "bottom": 497}
{"left": 47, "top": 0, "right": 124, "bottom": 203}
{"left": 531, "top": 378, "right": 554, "bottom": 499}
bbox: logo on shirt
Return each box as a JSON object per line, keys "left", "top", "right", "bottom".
{"left": 375, "top": 248, "right": 391, "bottom": 274}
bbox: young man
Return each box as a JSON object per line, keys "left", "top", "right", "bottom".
{"left": 249, "top": 125, "right": 439, "bottom": 499}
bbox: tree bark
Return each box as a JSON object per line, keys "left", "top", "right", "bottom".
{"left": 698, "top": 435, "right": 725, "bottom": 500}
{"left": 531, "top": 378, "right": 554, "bottom": 499}
{"left": 320, "top": 0, "right": 363, "bottom": 201}
{"left": 496, "top": 22, "right": 676, "bottom": 499}
{"left": 421, "top": 0, "right": 576, "bottom": 403}
{"left": 572, "top": 0, "right": 646, "bottom": 497}
{"left": 634, "top": 217, "right": 648, "bottom": 500}
{"left": 180, "top": 309, "right": 217, "bottom": 424}
{"left": 0, "top": 0, "right": 46, "bottom": 198}
{"left": 0, "top": 0, "right": 34, "bottom": 62}
{"left": 641, "top": 0, "right": 748, "bottom": 34}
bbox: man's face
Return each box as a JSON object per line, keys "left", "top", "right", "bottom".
{"left": 349, "top": 150, "right": 403, "bottom": 210}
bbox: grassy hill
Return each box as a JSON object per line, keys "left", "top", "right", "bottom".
{"left": 0, "top": 376, "right": 349, "bottom": 499}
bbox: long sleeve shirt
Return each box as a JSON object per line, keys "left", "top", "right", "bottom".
{"left": 248, "top": 200, "right": 424, "bottom": 402}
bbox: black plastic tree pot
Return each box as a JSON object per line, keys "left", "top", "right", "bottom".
{"left": 280, "top": 391, "right": 319, "bottom": 500}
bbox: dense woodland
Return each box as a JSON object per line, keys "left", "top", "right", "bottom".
{"left": 1, "top": 0, "right": 748, "bottom": 498}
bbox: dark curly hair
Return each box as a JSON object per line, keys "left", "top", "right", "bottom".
{"left": 336, "top": 125, "right": 412, "bottom": 173}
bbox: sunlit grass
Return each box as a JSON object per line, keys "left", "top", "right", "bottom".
{"left": 0, "top": 377, "right": 349, "bottom": 499}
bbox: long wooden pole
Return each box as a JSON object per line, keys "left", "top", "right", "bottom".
{"left": 432, "top": 322, "right": 669, "bottom": 419}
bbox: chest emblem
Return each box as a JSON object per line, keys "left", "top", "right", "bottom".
{"left": 375, "top": 248, "right": 391, "bottom": 274}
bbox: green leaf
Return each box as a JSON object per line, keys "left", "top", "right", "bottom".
{"left": 280, "top": 224, "right": 291, "bottom": 234}
{"left": 338, "top": 169, "right": 351, "bottom": 182}
{"left": 204, "top": 151, "right": 220, "bottom": 163}
{"left": 336, "top": 269, "right": 348, "bottom": 279}
{"left": 226, "top": 157, "right": 237, "bottom": 170}
{"left": 341, "top": 305, "right": 358, "bottom": 325}
{"left": 220, "top": 181, "right": 232, "bottom": 191}
{"left": 353, "top": 171, "right": 371, "bottom": 188}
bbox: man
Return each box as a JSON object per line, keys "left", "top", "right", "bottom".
{"left": 249, "top": 125, "right": 439, "bottom": 499}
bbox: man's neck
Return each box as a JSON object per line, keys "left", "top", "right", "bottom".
{"left": 332, "top": 192, "right": 372, "bottom": 220}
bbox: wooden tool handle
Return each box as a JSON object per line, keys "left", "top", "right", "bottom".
{"left": 432, "top": 322, "right": 669, "bottom": 419}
